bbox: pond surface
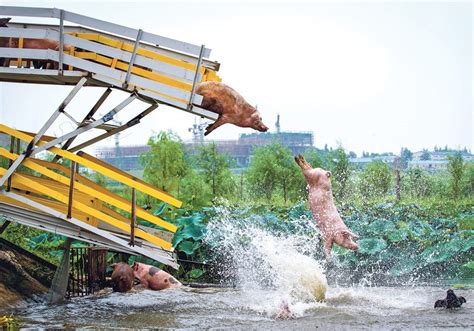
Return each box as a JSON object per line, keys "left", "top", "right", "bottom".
{"left": 2, "top": 286, "right": 472, "bottom": 329}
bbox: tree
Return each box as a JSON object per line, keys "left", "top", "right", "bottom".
{"left": 331, "top": 147, "right": 351, "bottom": 200}
{"left": 359, "top": 160, "right": 393, "bottom": 198}
{"left": 348, "top": 151, "right": 357, "bottom": 158}
{"left": 401, "top": 168, "right": 433, "bottom": 198}
{"left": 420, "top": 149, "right": 431, "bottom": 161}
{"left": 247, "top": 143, "right": 302, "bottom": 203}
{"left": 400, "top": 147, "right": 413, "bottom": 169}
{"left": 247, "top": 145, "right": 279, "bottom": 201}
{"left": 140, "top": 131, "right": 187, "bottom": 194}
{"left": 447, "top": 152, "right": 465, "bottom": 200}
{"left": 274, "top": 144, "right": 302, "bottom": 204}
{"left": 179, "top": 169, "right": 212, "bottom": 209}
{"left": 197, "top": 143, "right": 235, "bottom": 197}
{"left": 462, "top": 163, "right": 474, "bottom": 197}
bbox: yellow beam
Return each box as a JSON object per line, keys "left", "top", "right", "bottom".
{"left": 0, "top": 167, "right": 173, "bottom": 250}
{"left": 73, "top": 32, "right": 205, "bottom": 73}
{"left": 0, "top": 124, "right": 182, "bottom": 208}
{"left": 0, "top": 147, "right": 177, "bottom": 232}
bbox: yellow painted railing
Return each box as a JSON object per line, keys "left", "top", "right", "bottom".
{"left": 0, "top": 124, "right": 182, "bottom": 251}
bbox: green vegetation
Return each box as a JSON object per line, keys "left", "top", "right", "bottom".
{"left": 0, "top": 130, "right": 472, "bottom": 284}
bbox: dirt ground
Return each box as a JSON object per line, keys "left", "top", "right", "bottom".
{"left": 0, "top": 241, "right": 55, "bottom": 307}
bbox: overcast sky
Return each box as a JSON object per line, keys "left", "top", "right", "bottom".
{"left": 0, "top": 0, "right": 472, "bottom": 156}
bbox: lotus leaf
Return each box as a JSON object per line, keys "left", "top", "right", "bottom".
{"left": 358, "top": 238, "right": 387, "bottom": 254}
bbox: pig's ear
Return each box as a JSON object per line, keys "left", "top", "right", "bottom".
{"left": 326, "top": 171, "right": 332, "bottom": 178}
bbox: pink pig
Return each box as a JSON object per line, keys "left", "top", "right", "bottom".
{"left": 295, "top": 155, "right": 359, "bottom": 261}
{"left": 132, "top": 262, "right": 182, "bottom": 291}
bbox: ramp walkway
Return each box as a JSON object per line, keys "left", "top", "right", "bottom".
{"left": 0, "top": 6, "right": 223, "bottom": 269}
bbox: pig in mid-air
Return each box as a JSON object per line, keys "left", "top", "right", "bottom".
{"left": 195, "top": 81, "right": 269, "bottom": 136}
{"left": 132, "top": 262, "right": 182, "bottom": 291}
{"left": 111, "top": 262, "right": 134, "bottom": 293}
{"left": 295, "top": 155, "right": 359, "bottom": 261}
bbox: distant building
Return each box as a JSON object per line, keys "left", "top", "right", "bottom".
{"left": 95, "top": 131, "right": 315, "bottom": 171}
{"left": 412, "top": 150, "right": 474, "bottom": 162}
{"left": 349, "top": 155, "right": 398, "bottom": 169}
{"left": 408, "top": 160, "right": 448, "bottom": 172}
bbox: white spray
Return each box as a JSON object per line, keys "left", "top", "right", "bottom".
{"left": 204, "top": 206, "right": 328, "bottom": 317}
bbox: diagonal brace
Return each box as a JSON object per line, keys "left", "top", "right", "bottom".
{"left": 0, "top": 77, "right": 87, "bottom": 187}
{"left": 68, "top": 104, "right": 157, "bottom": 153}
{"left": 0, "top": 93, "right": 135, "bottom": 187}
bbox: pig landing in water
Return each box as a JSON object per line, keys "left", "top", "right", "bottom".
{"left": 195, "top": 81, "right": 269, "bottom": 135}
{"left": 132, "top": 262, "right": 182, "bottom": 291}
{"left": 295, "top": 155, "right": 359, "bottom": 261}
{"left": 111, "top": 262, "right": 134, "bottom": 293}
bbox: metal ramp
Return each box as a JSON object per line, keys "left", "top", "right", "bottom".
{"left": 0, "top": 5, "right": 221, "bottom": 120}
{"left": 0, "top": 6, "right": 224, "bottom": 269}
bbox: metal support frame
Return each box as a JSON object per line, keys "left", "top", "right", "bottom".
{"left": 188, "top": 44, "right": 205, "bottom": 110}
{"left": 52, "top": 87, "right": 112, "bottom": 162}
{"left": 68, "top": 104, "right": 157, "bottom": 152}
{"left": 67, "top": 161, "right": 76, "bottom": 219}
{"left": 0, "top": 77, "right": 87, "bottom": 187}
{"left": 0, "top": 220, "right": 11, "bottom": 234}
{"left": 58, "top": 9, "right": 65, "bottom": 76}
{"left": 6, "top": 136, "right": 15, "bottom": 192}
{"left": 123, "top": 29, "right": 143, "bottom": 89}
{"left": 1, "top": 191, "right": 179, "bottom": 268}
{"left": 1, "top": 94, "right": 136, "bottom": 179}
{"left": 129, "top": 188, "right": 136, "bottom": 246}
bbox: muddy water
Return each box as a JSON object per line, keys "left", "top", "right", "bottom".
{"left": 1, "top": 286, "right": 472, "bottom": 329}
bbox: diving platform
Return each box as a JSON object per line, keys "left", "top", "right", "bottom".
{"left": 0, "top": 6, "right": 223, "bottom": 270}
{"left": 0, "top": 6, "right": 221, "bottom": 120}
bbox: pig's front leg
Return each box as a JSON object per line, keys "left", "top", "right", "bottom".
{"left": 204, "top": 116, "right": 226, "bottom": 136}
{"left": 323, "top": 237, "right": 334, "bottom": 262}
{"left": 139, "top": 278, "right": 149, "bottom": 289}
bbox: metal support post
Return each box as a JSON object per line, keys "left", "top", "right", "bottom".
{"left": 67, "top": 162, "right": 76, "bottom": 219}
{"left": 6, "top": 136, "right": 15, "bottom": 192}
{"left": 187, "top": 44, "right": 205, "bottom": 110}
{"left": 58, "top": 9, "right": 65, "bottom": 75}
{"left": 0, "top": 221, "right": 11, "bottom": 235}
{"left": 129, "top": 188, "right": 136, "bottom": 246}
{"left": 48, "top": 237, "right": 73, "bottom": 304}
{"left": 123, "top": 29, "right": 143, "bottom": 89}
{"left": 0, "top": 77, "right": 87, "bottom": 187}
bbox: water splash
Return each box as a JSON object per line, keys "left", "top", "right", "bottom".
{"left": 204, "top": 206, "right": 328, "bottom": 317}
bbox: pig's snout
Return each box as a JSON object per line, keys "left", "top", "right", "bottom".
{"left": 350, "top": 242, "right": 359, "bottom": 250}
{"left": 258, "top": 123, "right": 269, "bottom": 132}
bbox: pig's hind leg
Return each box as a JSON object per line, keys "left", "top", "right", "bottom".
{"left": 294, "top": 155, "right": 312, "bottom": 170}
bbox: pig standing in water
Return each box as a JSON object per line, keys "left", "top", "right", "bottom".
{"left": 295, "top": 155, "right": 359, "bottom": 261}
{"left": 132, "top": 262, "right": 182, "bottom": 291}
{"left": 111, "top": 262, "right": 134, "bottom": 293}
{"left": 195, "top": 81, "right": 269, "bottom": 135}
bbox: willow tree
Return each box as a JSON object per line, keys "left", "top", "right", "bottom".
{"left": 197, "top": 143, "right": 235, "bottom": 197}
{"left": 247, "top": 143, "right": 302, "bottom": 203}
{"left": 140, "top": 131, "right": 187, "bottom": 194}
{"left": 447, "top": 152, "right": 465, "bottom": 200}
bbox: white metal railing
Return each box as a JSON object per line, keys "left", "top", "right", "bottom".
{"left": 0, "top": 6, "right": 220, "bottom": 119}
{"left": 0, "top": 6, "right": 211, "bottom": 57}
